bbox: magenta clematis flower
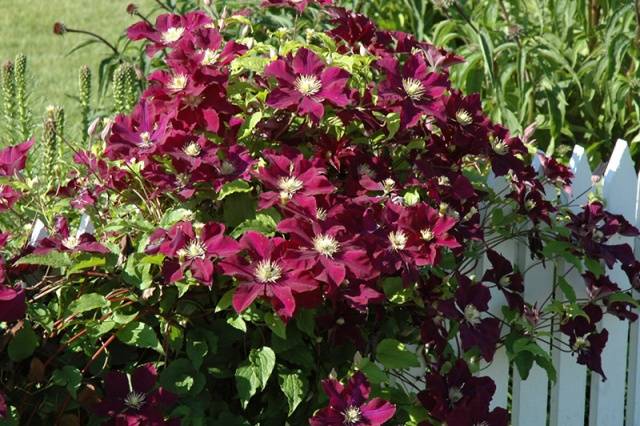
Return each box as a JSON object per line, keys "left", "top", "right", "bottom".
{"left": 0, "top": 283, "right": 26, "bottom": 323}
{"left": 219, "top": 231, "right": 318, "bottom": 321}
{"left": 93, "top": 364, "right": 178, "bottom": 425}
{"left": 146, "top": 221, "right": 239, "bottom": 285}
{"left": 262, "top": 0, "right": 333, "bottom": 13}
{"left": 264, "top": 48, "right": 350, "bottom": 122}
{"left": 0, "top": 139, "right": 34, "bottom": 176}
{"left": 34, "top": 216, "right": 109, "bottom": 255}
{"left": 127, "top": 11, "right": 212, "bottom": 56}
{"left": 0, "top": 185, "right": 21, "bottom": 211}
{"left": 277, "top": 215, "right": 373, "bottom": 290}
{"left": 309, "top": 371, "right": 396, "bottom": 426}
{"left": 106, "top": 100, "right": 172, "bottom": 161}
{"left": 377, "top": 53, "right": 449, "bottom": 128}
{"left": 255, "top": 148, "right": 335, "bottom": 209}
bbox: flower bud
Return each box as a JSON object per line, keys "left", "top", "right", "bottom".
{"left": 126, "top": 3, "right": 138, "bottom": 14}
{"left": 53, "top": 22, "right": 67, "bottom": 35}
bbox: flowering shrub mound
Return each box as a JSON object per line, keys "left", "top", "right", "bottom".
{"left": 1, "top": 1, "right": 640, "bottom": 425}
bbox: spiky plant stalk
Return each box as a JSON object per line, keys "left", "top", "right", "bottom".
{"left": 124, "top": 64, "right": 138, "bottom": 112}
{"left": 42, "top": 108, "right": 59, "bottom": 186}
{"left": 113, "top": 64, "right": 127, "bottom": 114}
{"left": 14, "top": 54, "right": 31, "bottom": 141}
{"left": 1, "top": 61, "right": 16, "bottom": 144}
{"left": 53, "top": 106, "right": 65, "bottom": 162}
{"left": 79, "top": 65, "right": 91, "bottom": 144}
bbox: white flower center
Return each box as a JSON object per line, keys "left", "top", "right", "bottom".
{"left": 420, "top": 228, "right": 435, "bottom": 242}
{"left": 183, "top": 142, "right": 201, "bottom": 157}
{"left": 312, "top": 234, "right": 340, "bottom": 258}
{"left": 219, "top": 160, "right": 236, "bottom": 176}
{"left": 278, "top": 176, "right": 304, "bottom": 200}
{"left": 124, "top": 391, "right": 146, "bottom": 410}
{"left": 402, "top": 77, "right": 426, "bottom": 101}
{"left": 474, "top": 422, "right": 490, "bottom": 426}
{"left": 161, "top": 27, "right": 185, "bottom": 44}
{"left": 254, "top": 260, "right": 283, "bottom": 283}
{"left": 455, "top": 109, "right": 473, "bottom": 126}
{"left": 464, "top": 304, "right": 482, "bottom": 326}
{"left": 168, "top": 74, "right": 188, "bottom": 91}
{"left": 491, "top": 137, "right": 508, "bottom": 155}
{"left": 499, "top": 275, "right": 511, "bottom": 287}
{"left": 342, "top": 405, "right": 362, "bottom": 424}
{"left": 62, "top": 236, "right": 80, "bottom": 249}
{"left": 316, "top": 208, "right": 327, "bottom": 221}
{"left": 294, "top": 74, "right": 322, "bottom": 97}
{"left": 200, "top": 48, "right": 220, "bottom": 66}
{"left": 357, "top": 164, "right": 375, "bottom": 178}
{"left": 592, "top": 229, "right": 604, "bottom": 243}
{"left": 138, "top": 131, "right": 153, "bottom": 149}
{"left": 448, "top": 386, "right": 463, "bottom": 404}
{"left": 388, "top": 230, "right": 408, "bottom": 251}
{"left": 177, "top": 240, "right": 206, "bottom": 260}
{"left": 573, "top": 336, "right": 591, "bottom": 352}
{"left": 382, "top": 178, "right": 396, "bottom": 194}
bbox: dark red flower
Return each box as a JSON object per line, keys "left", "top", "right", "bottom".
{"left": 418, "top": 360, "right": 507, "bottom": 426}
{"left": 310, "top": 371, "right": 396, "bottom": 426}
{"left": 559, "top": 304, "right": 608, "bottom": 378}
{"left": 93, "top": 364, "right": 178, "bottom": 425}
{"left": 220, "top": 232, "right": 318, "bottom": 320}
{"left": 264, "top": 48, "right": 350, "bottom": 122}
{"left": 147, "top": 221, "right": 239, "bottom": 285}
{"left": 0, "top": 391, "right": 6, "bottom": 418}
{"left": 567, "top": 201, "right": 639, "bottom": 268}
{"left": 483, "top": 249, "right": 524, "bottom": 312}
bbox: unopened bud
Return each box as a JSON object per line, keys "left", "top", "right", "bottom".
{"left": 126, "top": 3, "right": 138, "bottom": 14}
{"left": 53, "top": 22, "right": 67, "bottom": 35}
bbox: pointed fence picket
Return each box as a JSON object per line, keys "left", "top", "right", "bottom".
{"left": 481, "top": 139, "right": 640, "bottom": 426}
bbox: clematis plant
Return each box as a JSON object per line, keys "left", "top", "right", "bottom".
{"left": 2, "top": 1, "right": 640, "bottom": 425}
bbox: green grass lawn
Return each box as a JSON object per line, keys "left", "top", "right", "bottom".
{"left": 0, "top": 0, "right": 156, "bottom": 139}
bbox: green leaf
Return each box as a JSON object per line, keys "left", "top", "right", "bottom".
{"left": 217, "top": 180, "right": 252, "bottom": 201}
{"left": 557, "top": 277, "right": 577, "bottom": 303}
{"left": 235, "top": 347, "right": 276, "bottom": 407}
{"left": 187, "top": 338, "right": 208, "bottom": 370}
{"left": 67, "top": 293, "right": 108, "bottom": 315}
{"left": 160, "top": 208, "right": 193, "bottom": 227}
{"left": 51, "top": 366, "right": 82, "bottom": 398}
{"left": 8, "top": 322, "right": 38, "bottom": 362}
{"left": 239, "top": 111, "right": 263, "bottom": 139}
{"left": 264, "top": 311, "right": 287, "bottom": 339}
{"left": 215, "top": 289, "right": 235, "bottom": 313}
{"left": 116, "top": 321, "right": 163, "bottom": 354}
{"left": 160, "top": 359, "right": 206, "bottom": 396}
{"left": 67, "top": 254, "right": 106, "bottom": 274}
{"left": 231, "top": 213, "right": 279, "bottom": 238}
{"left": 14, "top": 251, "right": 71, "bottom": 268}
{"left": 278, "top": 371, "right": 305, "bottom": 416}
{"left": 227, "top": 315, "right": 247, "bottom": 332}
{"left": 376, "top": 338, "right": 420, "bottom": 369}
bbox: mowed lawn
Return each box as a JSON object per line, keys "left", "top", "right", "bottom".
{"left": 0, "top": 0, "right": 156, "bottom": 138}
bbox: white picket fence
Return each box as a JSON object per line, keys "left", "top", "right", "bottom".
{"left": 479, "top": 139, "right": 640, "bottom": 426}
